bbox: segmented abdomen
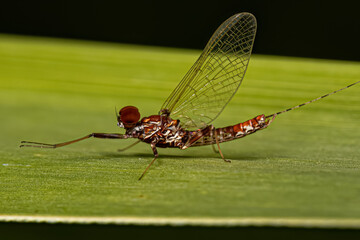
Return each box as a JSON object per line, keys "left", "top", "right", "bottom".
{"left": 191, "top": 114, "right": 268, "bottom": 146}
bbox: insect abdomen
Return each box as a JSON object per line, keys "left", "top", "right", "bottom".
{"left": 191, "top": 114, "right": 268, "bottom": 146}
{"left": 230, "top": 114, "right": 267, "bottom": 139}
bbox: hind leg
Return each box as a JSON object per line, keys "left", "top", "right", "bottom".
{"left": 183, "top": 125, "right": 230, "bottom": 163}
{"left": 214, "top": 129, "right": 231, "bottom": 163}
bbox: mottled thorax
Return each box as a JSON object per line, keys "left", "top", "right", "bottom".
{"left": 137, "top": 115, "right": 189, "bottom": 148}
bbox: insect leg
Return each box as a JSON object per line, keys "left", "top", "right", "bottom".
{"left": 138, "top": 142, "right": 159, "bottom": 180}
{"left": 182, "top": 125, "right": 213, "bottom": 149}
{"left": 118, "top": 140, "right": 141, "bottom": 152}
{"left": 213, "top": 127, "right": 231, "bottom": 163}
{"left": 208, "top": 125, "right": 220, "bottom": 153}
{"left": 211, "top": 144, "right": 219, "bottom": 153}
{"left": 183, "top": 125, "right": 231, "bottom": 163}
{"left": 20, "top": 133, "right": 130, "bottom": 148}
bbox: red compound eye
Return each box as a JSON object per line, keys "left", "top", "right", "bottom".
{"left": 119, "top": 106, "right": 140, "bottom": 124}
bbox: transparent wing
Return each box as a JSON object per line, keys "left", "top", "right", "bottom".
{"left": 160, "top": 13, "right": 257, "bottom": 129}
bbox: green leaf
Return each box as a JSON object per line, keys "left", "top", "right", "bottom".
{"left": 0, "top": 34, "right": 359, "bottom": 228}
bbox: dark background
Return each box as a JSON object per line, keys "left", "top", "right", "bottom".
{"left": 1, "top": 222, "right": 360, "bottom": 240}
{"left": 0, "top": 0, "right": 359, "bottom": 61}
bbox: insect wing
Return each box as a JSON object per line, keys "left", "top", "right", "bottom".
{"left": 160, "top": 13, "right": 257, "bottom": 129}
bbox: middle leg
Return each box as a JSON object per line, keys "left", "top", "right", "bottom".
{"left": 138, "top": 142, "right": 159, "bottom": 180}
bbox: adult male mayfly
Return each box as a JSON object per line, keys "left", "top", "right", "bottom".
{"left": 20, "top": 13, "right": 359, "bottom": 180}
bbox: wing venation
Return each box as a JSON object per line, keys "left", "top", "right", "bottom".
{"left": 161, "top": 13, "right": 257, "bottom": 129}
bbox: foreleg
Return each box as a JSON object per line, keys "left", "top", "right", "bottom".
{"left": 20, "top": 133, "right": 130, "bottom": 148}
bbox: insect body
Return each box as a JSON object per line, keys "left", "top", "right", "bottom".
{"left": 134, "top": 113, "right": 269, "bottom": 149}
{"left": 20, "top": 13, "right": 360, "bottom": 180}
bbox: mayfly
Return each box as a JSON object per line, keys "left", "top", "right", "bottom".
{"left": 20, "top": 13, "right": 359, "bottom": 180}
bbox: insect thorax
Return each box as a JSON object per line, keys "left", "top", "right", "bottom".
{"left": 134, "top": 115, "right": 189, "bottom": 148}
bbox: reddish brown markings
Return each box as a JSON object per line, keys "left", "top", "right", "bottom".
{"left": 250, "top": 118, "right": 258, "bottom": 127}
{"left": 141, "top": 117, "right": 150, "bottom": 123}
{"left": 247, "top": 119, "right": 253, "bottom": 127}
{"left": 255, "top": 114, "right": 265, "bottom": 122}
{"left": 233, "top": 123, "right": 243, "bottom": 133}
